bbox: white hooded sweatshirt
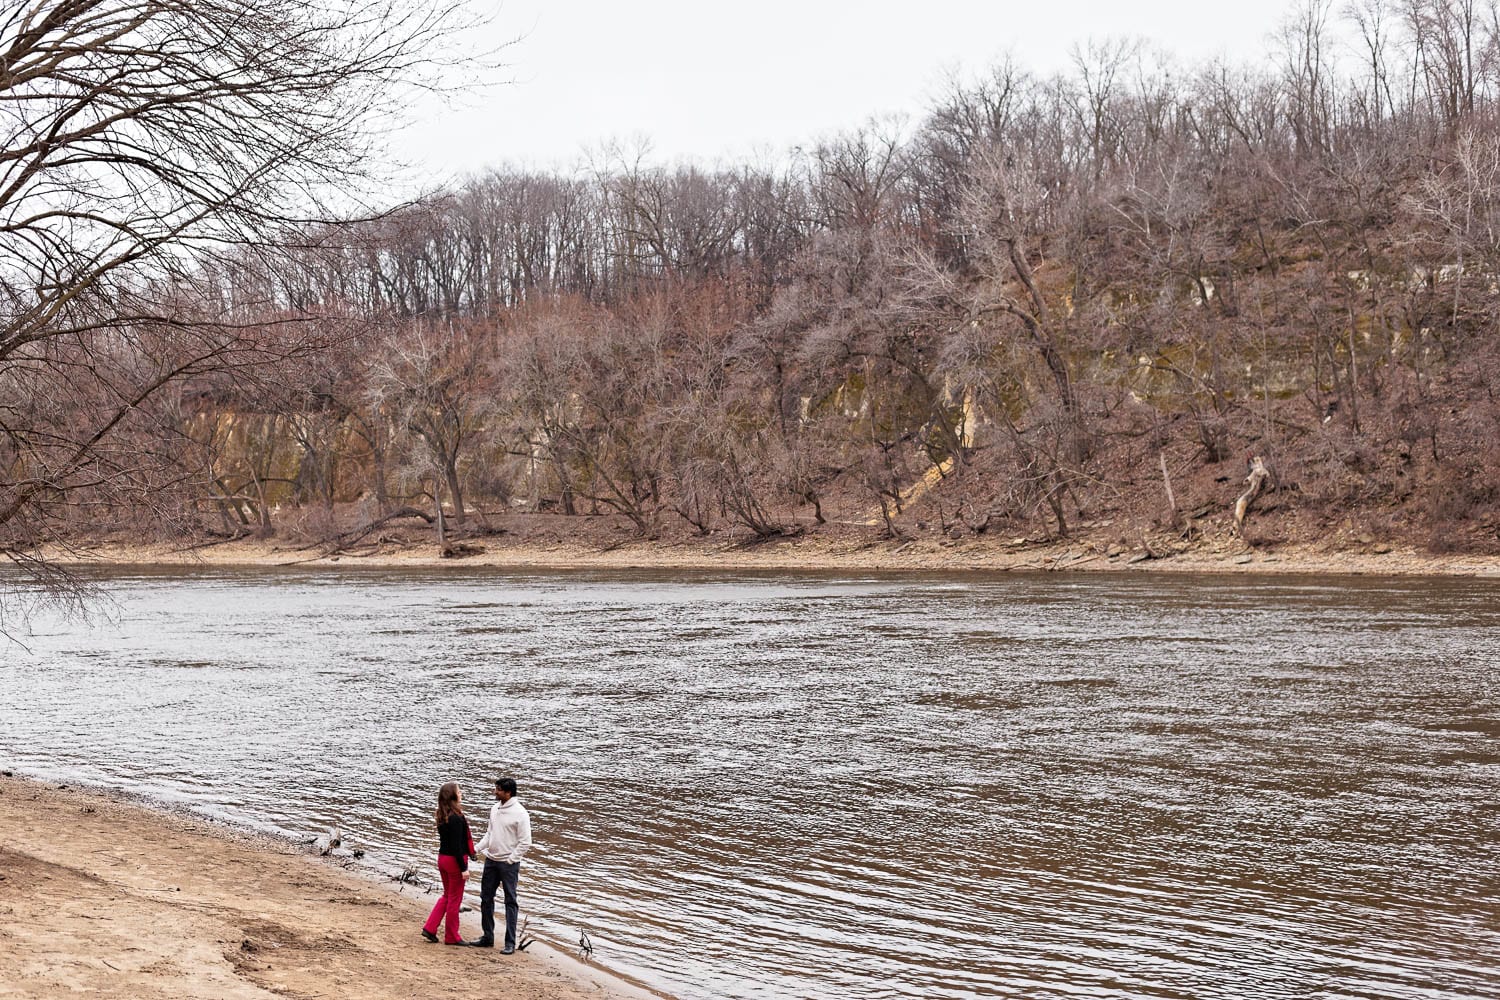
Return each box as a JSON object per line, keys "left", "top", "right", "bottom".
{"left": 475, "top": 797, "right": 532, "bottom": 864}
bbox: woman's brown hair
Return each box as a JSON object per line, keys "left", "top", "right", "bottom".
{"left": 434, "top": 781, "right": 463, "bottom": 828}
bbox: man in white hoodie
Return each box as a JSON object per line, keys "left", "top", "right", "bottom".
{"left": 468, "top": 776, "right": 532, "bottom": 953}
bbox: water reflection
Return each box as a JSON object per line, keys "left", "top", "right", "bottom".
{"left": 1, "top": 568, "right": 1498, "bottom": 999}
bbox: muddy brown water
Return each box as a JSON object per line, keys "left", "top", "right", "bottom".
{"left": 1, "top": 568, "right": 1497, "bottom": 999}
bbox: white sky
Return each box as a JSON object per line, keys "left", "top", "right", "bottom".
{"left": 391, "top": 0, "right": 1306, "bottom": 183}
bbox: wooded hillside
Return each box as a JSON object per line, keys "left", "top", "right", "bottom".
{"left": 10, "top": 1, "right": 1500, "bottom": 560}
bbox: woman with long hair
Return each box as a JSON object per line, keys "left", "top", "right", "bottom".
{"left": 421, "top": 781, "right": 477, "bottom": 944}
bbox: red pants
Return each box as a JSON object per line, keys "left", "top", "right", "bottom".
{"left": 422, "top": 854, "right": 467, "bottom": 943}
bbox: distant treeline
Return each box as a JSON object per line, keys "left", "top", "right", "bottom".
{"left": 16, "top": 1, "right": 1500, "bottom": 551}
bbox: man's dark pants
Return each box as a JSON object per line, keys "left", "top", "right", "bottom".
{"left": 480, "top": 859, "right": 521, "bottom": 948}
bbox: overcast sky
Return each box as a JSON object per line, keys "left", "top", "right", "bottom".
{"left": 389, "top": 0, "right": 1303, "bottom": 183}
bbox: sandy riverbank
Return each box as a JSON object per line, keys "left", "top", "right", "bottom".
{"left": 40, "top": 534, "right": 1500, "bottom": 578}
{"left": 0, "top": 773, "right": 661, "bottom": 1000}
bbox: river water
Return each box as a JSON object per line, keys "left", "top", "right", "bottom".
{"left": 1, "top": 568, "right": 1497, "bottom": 999}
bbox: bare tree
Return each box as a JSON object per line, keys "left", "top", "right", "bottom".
{"left": 1276, "top": 0, "right": 1339, "bottom": 156}
{"left": 0, "top": 0, "right": 478, "bottom": 582}
{"left": 368, "top": 321, "right": 491, "bottom": 546}
{"left": 1348, "top": 0, "right": 1402, "bottom": 123}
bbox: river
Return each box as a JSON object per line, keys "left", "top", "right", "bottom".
{"left": 1, "top": 568, "right": 1497, "bottom": 999}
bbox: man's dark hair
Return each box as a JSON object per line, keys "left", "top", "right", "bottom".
{"left": 496, "top": 777, "right": 518, "bottom": 795}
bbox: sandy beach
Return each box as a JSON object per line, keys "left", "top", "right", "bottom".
{"left": 0, "top": 774, "right": 661, "bottom": 1000}
{"left": 40, "top": 533, "right": 1500, "bottom": 578}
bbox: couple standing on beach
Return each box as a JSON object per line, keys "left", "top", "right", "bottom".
{"left": 421, "top": 777, "right": 533, "bottom": 952}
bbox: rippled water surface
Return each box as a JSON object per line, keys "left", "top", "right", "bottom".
{"left": 2, "top": 568, "right": 1498, "bottom": 999}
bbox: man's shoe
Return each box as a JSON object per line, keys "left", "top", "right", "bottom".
{"left": 421, "top": 930, "right": 439, "bottom": 943}
{"left": 444, "top": 939, "right": 467, "bottom": 946}
{"left": 467, "top": 939, "right": 494, "bottom": 948}
{"left": 501, "top": 945, "right": 516, "bottom": 955}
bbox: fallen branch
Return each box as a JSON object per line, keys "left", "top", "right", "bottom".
{"left": 326, "top": 507, "right": 435, "bottom": 553}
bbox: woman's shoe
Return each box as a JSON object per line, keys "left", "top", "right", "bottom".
{"left": 445, "top": 938, "right": 466, "bottom": 946}
{"left": 421, "top": 930, "right": 439, "bottom": 943}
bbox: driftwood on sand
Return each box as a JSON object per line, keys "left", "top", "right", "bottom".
{"left": 1232, "top": 455, "right": 1272, "bottom": 537}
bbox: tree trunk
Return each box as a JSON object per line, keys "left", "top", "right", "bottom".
{"left": 444, "top": 460, "right": 466, "bottom": 527}
{"left": 1159, "top": 451, "right": 1177, "bottom": 518}
{"left": 1005, "top": 237, "right": 1076, "bottom": 415}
